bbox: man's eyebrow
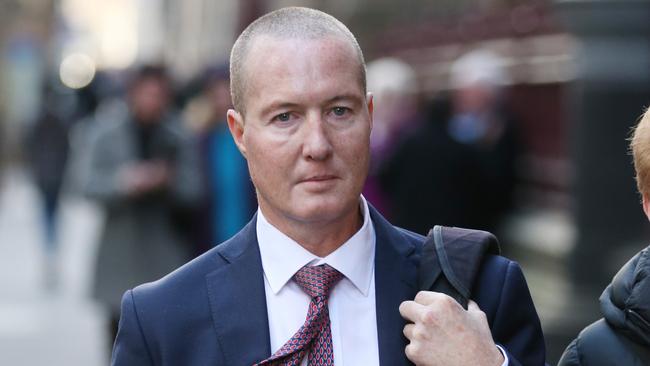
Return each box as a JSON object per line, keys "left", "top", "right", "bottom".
{"left": 259, "top": 101, "right": 301, "bottom": 117}
{"left": 324, "top": 94, "right": 364, "bottom": 105}
{"left": 259, "top": 94, "right": 364, "bottom": 116}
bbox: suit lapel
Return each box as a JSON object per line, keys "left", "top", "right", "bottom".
{"left": 204, "top": 208, "right": 421, "bottom": 365}
{"left": 205, "top": 216, "right": 272, "bottom": 365}
{"left": 371, "top": 206, "right": 419, "bottom": 366}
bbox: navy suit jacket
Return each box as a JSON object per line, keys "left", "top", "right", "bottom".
{"left": 112, "top": 206, "right": 546, "bottom": 365}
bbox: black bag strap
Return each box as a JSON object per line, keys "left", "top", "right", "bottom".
{"left": 418, "top": 225, "right": 501, "bottom": 309}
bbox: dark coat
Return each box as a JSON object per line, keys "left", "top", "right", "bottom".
{"left": 111, "top": 205, "right": 546, "bottom": 366}
{"left": 558, "top": 245, "right": 650, "bottom": 366}
{"left": 378, "top": 98, "right": 518, "bottom": 235}
{"left": 27, "top": 111, "right": 70, "bottom": 197}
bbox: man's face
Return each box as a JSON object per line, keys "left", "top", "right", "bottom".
{"left": 228, "top": 36, "right": 373, "bottom": 229}
{"left": 453, "top": 83, "right": 495, "bottom": 114}
{"left": 130, "top": 78, "right": 170, "bottom": 124}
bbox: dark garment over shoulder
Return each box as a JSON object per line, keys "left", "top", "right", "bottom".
{"left": 558, "top": 245, "right": 650, "bottom": 366}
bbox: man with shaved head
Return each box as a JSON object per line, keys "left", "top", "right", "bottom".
{"left": 112, "top": 7, "right": 546, "bottom": 366}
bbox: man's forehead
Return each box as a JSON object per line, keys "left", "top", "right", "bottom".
{"left": 237, "top": 34, "right": 365, "bottom": 114}
{"left": 247, "top": 35, "right": 354, "bottom": 63}
{"left": 245, "top": 37, "right": 360, "bottom": 87}
{"left": 249, "top": 39, "right": 358, "bottom": 83}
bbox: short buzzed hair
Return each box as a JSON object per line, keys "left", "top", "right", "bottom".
{"left": 229, "top": 7, "right": 366, "bottom": 114}
{"left": 631, "top": 106, "right": 650, "bottom": 198}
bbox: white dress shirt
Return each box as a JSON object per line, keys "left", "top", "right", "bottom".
{"left": 256, "top": 197, "right": 508, "bottom": 366}
{"left": 257, "top": 197, "right": 378, "bottom": 365}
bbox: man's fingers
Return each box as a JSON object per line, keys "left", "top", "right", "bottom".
{"left": 467, "top": 300, "right": 481, "bottom": 312}
{"left": 415, "top": 291, "right": 464, "bottom": 314}
{"left": 399, "top": 300, "right": 427, "bottom": 323}
{"left": 414, "top": 290, "right": 449, "bottom": 305}
{"left": 402, "top": 298, "right": 500, "bottom": 365}
{"left": 403, "top": 323, "right": 414, "bottom": 339}
{"left": 467, "top": 300, "right": 490, "bottom": 326}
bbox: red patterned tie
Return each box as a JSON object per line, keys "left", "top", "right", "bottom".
{"left": 254, "top": 264, "right": 343, "bottom": 366}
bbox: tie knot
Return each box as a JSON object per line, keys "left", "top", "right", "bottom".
{"left": 293, "top": 264, "right": 343, "bottom": 298}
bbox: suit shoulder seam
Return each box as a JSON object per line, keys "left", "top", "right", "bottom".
{"left": 490, "top": 259, "right": 513, "bottom": 325}
{"left": 574, "top": 333, "right": 585, "bottom": 366}
{"left": 395, "top": 226, "right": 426, "bottom": 241}
{"left": 129, "top": 289, "right": 156, "bottom": 366}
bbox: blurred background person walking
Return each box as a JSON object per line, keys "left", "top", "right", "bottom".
{"left": 79, "top": 65, "right": 201, "bottom": 343}
{"left": 25, "top": 83, "right": 72, "bottom": 291}
{"left": 183, "top": 65, "right": 255, "bottom": 254}
{"left": 364, "top": 57, "right": 422, "bottom": 216}
{"left": 379, "top": 49, "right": 519, "bottom": 237}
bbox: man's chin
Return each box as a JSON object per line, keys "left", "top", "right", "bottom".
{"left": 290, "top": 197, "right": 359, "bottom": 224}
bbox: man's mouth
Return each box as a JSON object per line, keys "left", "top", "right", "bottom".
{"left": 302, "top": 175, "right": 338, "bottom": 182}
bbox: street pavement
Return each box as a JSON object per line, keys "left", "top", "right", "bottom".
{"left": 0, "top": 167, "right": 108, "bottom": 366}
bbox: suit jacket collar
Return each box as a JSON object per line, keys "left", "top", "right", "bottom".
{"left": 205, "top": 206, "right": 420, "bottom": 365}
{"left": 370, "top": 205, "right": 419, "bottom": 366}
{"left": 206, "top": 214, "right": 272, "bottom": 365}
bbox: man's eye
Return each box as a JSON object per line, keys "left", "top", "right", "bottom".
{"left": 332, "top": 107, "right": 349, "bottom": 116}
{"left": 274, "top": 112, "right": 291, "bottom": 122}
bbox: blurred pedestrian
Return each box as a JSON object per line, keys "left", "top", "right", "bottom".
{"left": 558, "top": 107, "right": 650, "bottom": 365}
{"left": 63, "top": 70, "right": 122, "bottom": 197}
{"left": 183, "top": 65, "right": 256, "bottom": 253}
{"left": 380, "top": 49, "right": 519, "bottom": 236}
{"left": 364, "top": 57, "right": 422, "bottom": 215}
{"left": 80, "top": 65, "right": 201, "bottom": 343}
{"left": 25, "top": 83, "right": 71, "bottom": 290}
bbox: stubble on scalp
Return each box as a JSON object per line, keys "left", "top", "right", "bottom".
{"left": 229, "top": 7, "right": 367, "bottom": 116}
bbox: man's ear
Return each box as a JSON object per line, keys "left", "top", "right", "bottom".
{"left": 227, "top": 109, "right": 247, "bottom": 158}
{"left": 643, "top": 194, "right": 650, "bottom": 222}
{"left": 366, "top": 92, "right": 374, "bottom": 130}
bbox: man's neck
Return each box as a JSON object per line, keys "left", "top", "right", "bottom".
{"left": 259, "top": 204, "right": 364, "bottom": 258}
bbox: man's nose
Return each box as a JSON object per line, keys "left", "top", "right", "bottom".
{"left": 302, "top": 113, "right": 333, "bottom": 161}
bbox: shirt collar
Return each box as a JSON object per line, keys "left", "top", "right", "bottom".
{"left": 256, "top": 196, "right": 376, "bottom": 296}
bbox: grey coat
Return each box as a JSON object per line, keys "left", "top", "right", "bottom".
{"left": 82, "top": 111, "right": 201, "bottom": 311}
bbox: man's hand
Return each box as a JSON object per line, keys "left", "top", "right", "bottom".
{"left": 399, "top": 291, "right": 504, "bottom": 366}
{"left": 120, "top": 161, "right": 171, "bottom": 196}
